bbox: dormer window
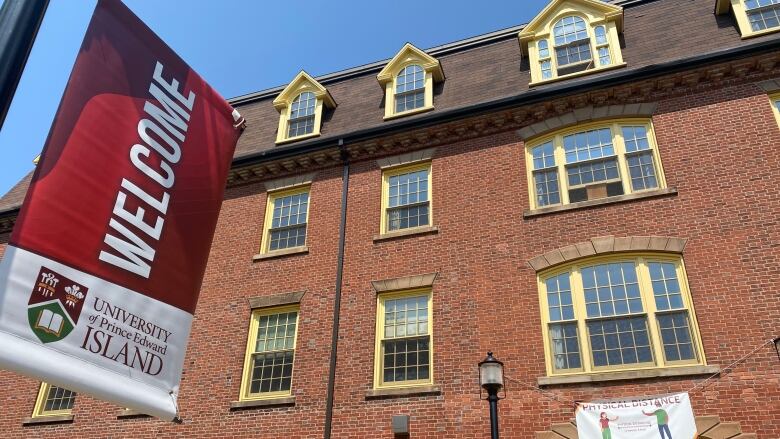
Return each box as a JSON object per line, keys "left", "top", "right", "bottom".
{"left": 273, "top": 71, "right": 336, "bottom": 145}
{"left": 717, "top": 0, "right": 780, "bottom": 37}
{"left": 520, "top": 0, "right": 626, "bottom": 85}
{"left": 288, "top": 92, "right": 317, "bottom": 138}
{"left": 377, "top": 43, "right": 445, "bottom": 120}
{"left": 395, "top": 65, "right": 426, "bottom": 113}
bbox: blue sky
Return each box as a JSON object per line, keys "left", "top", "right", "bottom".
{"left": 0, "top": 0, "right": 551, "bottom": 197}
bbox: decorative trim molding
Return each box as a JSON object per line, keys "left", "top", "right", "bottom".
{"left": 528, "top": 235, "right": 688, "bottom": 271}
{"left": 248, "top": 291, "right": 305, "bottom": 309}
{"left": 517, "top": 103, "right": 657, "bottom": 140}
{"left": 253, "top": 246, "right": 309, "bottom": 261}
{"left": 376, "top": 147, "right": 436, "bottom": 169}
{"left": 538, "top": 364, "right": 720, "bottom": 386}
{"left": 263, "top": 172, "right": 316, "bottom": 192}
{"left": 373, "top": 225, "right": 439, "bottom": 242}
{"left": 365, "top": 385, "right": 441, "bottom": 399}
{"left": 229, "top": 397, "right": 296, "bottom": 410}
{"left": 22, "top": 414, "right": 75, "bottom": 425}
{"left": 371, "top": 272, "right": 438, "bottom": 294}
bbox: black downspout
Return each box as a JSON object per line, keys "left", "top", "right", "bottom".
{"left": 323, "top": 139, "right": 349, "bottom": 439}
{"left": 0, "top": 0, "right": 49, "bottom": 131}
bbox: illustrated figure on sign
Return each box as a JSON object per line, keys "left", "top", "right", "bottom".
{"left": 643, "top": 401, "right": 672, "bottom": 439}
{"left": 599, "top": 412, "right": 619, "bottom": 439}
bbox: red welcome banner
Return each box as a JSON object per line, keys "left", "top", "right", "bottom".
{"left": 0, "top": 0, "right": 242, "bottom": 420}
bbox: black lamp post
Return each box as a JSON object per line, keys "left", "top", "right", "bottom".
{"left": 773, "top": 337, "right": 780, "bottom": 363}
{"left": 479, "top": 352, "right": 505, "bottom": 439}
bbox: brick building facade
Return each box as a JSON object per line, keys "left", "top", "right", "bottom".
{"left": 0, "top": 0, "right": 779, "bottom": 437}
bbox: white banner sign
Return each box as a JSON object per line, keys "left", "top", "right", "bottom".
{"left": 576, "top": 392, "right": 696, "bottom": 439}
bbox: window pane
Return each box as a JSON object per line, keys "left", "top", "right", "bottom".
{"left": 382, "top": 336, "right": 431, "bottom": 383}
{"left": 43, "top": 385, "right": 76, "bottom": 413}
{"left": 566, "top": 157, "right": 620, "bottom": 187}
{"left": 287, "top": 92, "right": 317, "bottom": 138}
{"left": 538, "top": 39, "right": 550, "bottom": 58}
{"left": 249, "top": 351, "right": 294, "bottom": 394}
{"left": 387, "top": 168, "right": 430, "bottom": 231}
{"left": 555, "top": 40, "right": 592, "bottom": 67}
{"left": 622, "top": 126, "right": 650, "bottom": 152}
{"left": 546, "top": 273, "right": 574, "bottom": 321}
{"left": 553, "top": 16, "right": 589, "bottom": 45}
{"left": 532, "top": 141, "right": 556, "bottom": 170}
{"left": 626, "top": 152, "right": 658, "bottom": 191}
{"left": 384, "top": 295, "right": 429, "bottom": 339}
{"left": 657, "top": 312, "right": 696, "bottom": 362}
{"left": 550, "top": 323, "right": 581, "bottom": 370}
{"left": 588, "top": 317, "right": 653, "bottom": 367}
{"left": 534, "top": 169, "right": 560, "bottom": 207}
{"left": 745, "top": 0, "right": 780, "bottom": 31}
{"left": 595, "top": 26, "right": 608, "bottom": 45}
{"left": 648, "top": 262, "right": 683, "bottom": 310}
{"left": 395, "top": 65, "right": 426, "bottom": 112}
{"left": 564, "top": 128, "right": 615, "bottom": 164}
{"left": 255, "top": 311, "right": 298, "bottom": 354}
{"left": 583, "top": 262, "right": 642, "bottom": 318}
{"left": 268, "top": 191, "right": 309, "bottom": 250}
{"left": 598, "top": 47, "right": 611, "bottom": 66}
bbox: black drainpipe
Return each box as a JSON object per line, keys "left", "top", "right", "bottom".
{"left": 324, "top": 139, "right": 348, "bottom": 439}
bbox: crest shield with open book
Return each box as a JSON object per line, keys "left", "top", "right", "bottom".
{"left": 27, "top": 267, "right": 88, "bottom": 343}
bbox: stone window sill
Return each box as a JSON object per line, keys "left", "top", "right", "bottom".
{"left": 252, "top": 246, "right": 308, "bottom": 261}
{"left": 524, "top": 188, "right": 677, "bottom": 218}
{"left": 116, "top": 408, "right": 151, "bottom": 419}
{"left": 365, "top": 385, "right": 441, "bottom": 400}
{"left": 538, "top": 364, "right": 720, "bottom": 386}
{"left": 373, "top": 226, "right": 439, "bottom": 243}
{"left": 22, "top": 414, "right": 74, "bottom": 426}
{"left": 229, "top": 396, "right": 296, "bottom": 410}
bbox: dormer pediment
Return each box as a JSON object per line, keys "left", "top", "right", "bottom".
{"left": 519, "top": 0, "right": 623, "bottom": 43}
{"left": 273, "top": 71, "right": 336, "bottom": 112}
{"left": 377, "top": 43, "right": 444, "bottom": 85}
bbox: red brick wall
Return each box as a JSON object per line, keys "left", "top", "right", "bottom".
{"left": 0, "top": 80, "right": 778, "bottom": 438}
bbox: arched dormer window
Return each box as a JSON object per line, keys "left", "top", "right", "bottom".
{"left": 395, "top": 65, "right": 426, "bottom": 113}
{"left": 717, "top": 0, "right": 780, "bottom": 38}
{"left": 377, "top": 43, "right": 445, "bottom": 120}
{"left": 273, "top": 71, "right": 336, "bottom": 144}
{"left": 519, "top": 0, "right": 625, "bottom": 85}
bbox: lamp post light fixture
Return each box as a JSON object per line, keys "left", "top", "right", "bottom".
{"left": 479, "top": 352, "right": 505, "bottom": 439}
{"left": 774, "top": 337, "right": 780, "bottom": 363}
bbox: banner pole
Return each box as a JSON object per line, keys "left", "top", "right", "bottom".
{"left": 0, "top": 0, "right": 50, "bottom": 131}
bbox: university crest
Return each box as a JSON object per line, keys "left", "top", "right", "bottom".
{"left": 27, "top": 267, "right": 88, "bottom": 343}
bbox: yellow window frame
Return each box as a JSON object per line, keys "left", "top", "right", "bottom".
{"left": 770, "top": 92, "right": 780, "bottom": 127}
{"left": 276, "top": 91, "right": 326, "bottom": 144}
{"left": 239, "top": 304, "right": 301, "bottom": 401}
{"left": 259, "top": 185, "right": 311, "bottom": 254}
{"left": 524, "top": 14, "right": 625, "bottom": 86}
{"left": 537, "top": 253, "right": 707, "bottom": 377}
{"left": 384, "top": 62, "right": 435, "bottom": 120}
{"left": 524, "top": 118, "right": 667, "bottom": 210}
{"left": 728, "top": 0, "right": 780, "bottom": 39}
{"left": 373, "top": 289, "right": 434, "bottom": 389}
{"left": 32, "top": 382, "right": 75, "bottom": 418}
{"left": 379, "top": 162, "right": 433, "bottom": 234}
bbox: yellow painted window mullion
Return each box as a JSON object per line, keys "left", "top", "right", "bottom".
{"left": 570, "top": 266, "right": 593, "bottom": 373}
{"left": 554, "top": 135, "right": 571, "bottom": 205}
{"left": 637, "top": 257, "right": 667, "bottom": 368}
{"left": 613, "top": 123, "right": 633, "bottom": 196}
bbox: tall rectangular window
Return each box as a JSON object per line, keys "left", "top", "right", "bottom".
{"left": 381, "top": 163, "right": 432, "bottom": 233}
{"left": 239, "top": 306, "right": 300, "bottom": 400}
{"left": 32, "top": 383, "right": 76, "bottom": 418}
{"left": 375, "top": 290, "right": 433, "bottom": 388}
{"left": 261, "top": 187, "right": 310, "bottom": 253}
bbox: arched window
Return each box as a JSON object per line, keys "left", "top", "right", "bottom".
{"left": 745, "top": 0, "right": 780, "bottom": 31}
{"left": 538, "top": 253, "right": 705, "bottom": 375}
{"left": 395, "top": 65, "right": 426, "bottom": 113}
{"left": 525, "top": 119, "right": 666, "bottom": 210}
{"left": 287, "top": 92, "right": 317, "bottom": 138}
{"left": 553, "top": 16, "right": 592, "bottom": 75}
